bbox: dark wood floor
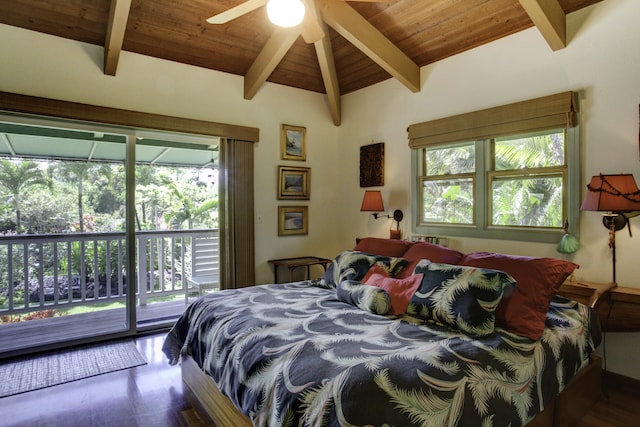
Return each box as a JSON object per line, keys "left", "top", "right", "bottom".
{"left": 578, "top": 372, "right": 640, "bottom": 426}
{"left": 1, "top": 332, "right": 638, "bottom": 427}
{"left": 0, "top": 332, "right": 214, "bottom": 427}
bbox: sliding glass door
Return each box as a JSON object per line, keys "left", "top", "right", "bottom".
{"left": 133, "top": 131, "right": 219, "bottom": 330}
{"left": 0, "top": 114, "right": 219, "bottom": 356}
{"left": 0, "top": 116, "right": 131, "bottom": 356}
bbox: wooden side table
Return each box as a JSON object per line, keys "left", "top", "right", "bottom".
{"left": 268, "top": 256, "right": 332, "bottom": 283}
{"left": 558, "top": 280, "right": 616, "bottom": 309}
{"left": 558, "top": 280, "right": 640, "bottom": 332}
{"left": 597, "top": 286, "right": 640, "bottom": 332}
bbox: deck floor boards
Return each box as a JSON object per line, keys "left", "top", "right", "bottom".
{"left": 0, "top": 299, "right": 189, "bottom": 358}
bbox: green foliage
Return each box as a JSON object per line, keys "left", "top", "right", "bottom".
{"left": 67, "top": 240, "right": 124, "bottom": 277}
{"left": 0, "top": 157, "right": 217, "bottom": 292}
{"left": 423, "top": 131, "right": 565, "bottom": 228}
{"left": 0, "top": 158, "right": 217, "bottom": 235}
{"left": 0, "top": 159, "right": 49, "bottom": 231}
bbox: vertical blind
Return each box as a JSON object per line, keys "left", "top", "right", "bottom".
{"left": 408, "top": 91, "right": 578, "bottom": 148}
{"left": 219, "top": 138, "right": 256, "bottom": 289}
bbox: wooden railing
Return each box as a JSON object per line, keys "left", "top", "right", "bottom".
{"left": 0, "top": 229, "right": 219, "bottom": 317}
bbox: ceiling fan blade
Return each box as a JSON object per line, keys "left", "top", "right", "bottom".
{"left": 300, "top": 0, "right": 325, "bottom": 43}
{"left": 206, "top": 0, "right": 269, "bottom": 24}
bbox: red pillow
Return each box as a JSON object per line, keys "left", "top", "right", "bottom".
{"left": 364, "top": 265, "right": 423, "bottom": 315}
{"left": 396, "top": 242, "right": 464, "bottom": 278}
{"left": 461, "top": 252, "right": 578, "bottom": 340}
{"left": 353, "top": 237, "right": 414, "bottom": 257}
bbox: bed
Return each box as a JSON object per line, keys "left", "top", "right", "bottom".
{"left": 163, "top": 238, "right": 603, "bottom": 427}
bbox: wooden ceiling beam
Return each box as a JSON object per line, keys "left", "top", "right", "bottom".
{"left": 518, "top": 0, "right": 566, "bottom": 51}
{"left": 104, "top": 0, "right": 132, "bottom": 76}
{"left": 314, "top": 21, "right": 341, "bottom": 126}
{"left": 318, "top": 0, "right": 420, "bottom": 93}
{"left": 206, "top": 0, "right": 268, "bottom": 24}
{"left": 244, "top": 28, "right": 301, "bottom": 100}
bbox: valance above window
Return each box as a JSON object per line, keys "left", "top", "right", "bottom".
{"left": 408, "top": 91, "right": 578, "bottom": 149}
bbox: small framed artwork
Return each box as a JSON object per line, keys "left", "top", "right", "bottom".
{"left": 281, "top": 124, "right": 306, "bottom": 161}
{"left": 278, "top": 206, "right": 308, "bottom": 236}
{"left": 278, "top": 166, "right": 311, "bottom": 200}
{"left": 360, "top": 142, "right": 384, "bottom": 187}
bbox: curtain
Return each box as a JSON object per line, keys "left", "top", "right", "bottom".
{"left": 408, "top": 91, "right": 578, "bottom": 148}
{"left": 219, "top": 138, "right": 255, "bottom": 289}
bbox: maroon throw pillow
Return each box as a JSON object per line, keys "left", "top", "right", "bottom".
{"left": 364, "top": 264, "right": 423, "bottom": 315}
{"left": 353, "top": 237, "right": 414, "bottom": 257}
{"left": 461, "top": 252, "right": 578, "bottom": 340}
{"left": 396, "top": 242, "right": 464, "bottom": 278}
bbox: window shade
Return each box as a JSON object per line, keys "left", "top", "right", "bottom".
{"left": 408, "top": 91, "right": 578, "bottom": 149}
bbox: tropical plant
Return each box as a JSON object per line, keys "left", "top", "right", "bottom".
{"left": 162, "top": 179, "right": 218, "bottom": 229}
{"left": 0, "top": 159, "right": 49, "bottom": 231}
{"left": 492, "top": 132, "right": 564, "bottom": 227}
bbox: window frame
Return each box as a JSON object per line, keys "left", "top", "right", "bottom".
{"left": 411, "top": 125, "right": 581, "bottom": 243}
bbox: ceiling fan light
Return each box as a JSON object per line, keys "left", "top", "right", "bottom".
{"left": 266, "top": 0, "right": 305, "bottom": 28}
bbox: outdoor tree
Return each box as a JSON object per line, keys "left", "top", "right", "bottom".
{"left": 58, "top": 161, "right": 94, "bottom": 232}
{"left": 0, "top": 159, "right": 49, "bottom": 231}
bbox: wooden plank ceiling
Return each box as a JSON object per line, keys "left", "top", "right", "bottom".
{"left": 0, "top": 0, "right": 601, "bottom": 126}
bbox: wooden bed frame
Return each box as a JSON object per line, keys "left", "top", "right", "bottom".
{"left": 181, "top": 354, "right": 602, "bottom": 427}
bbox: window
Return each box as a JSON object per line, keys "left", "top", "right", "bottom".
{"left": 421, "top": 142, "right": 475, "bottom": 224}
{"left": 490, "top": 130, "right": 566, "bottom": 228}
{"left": 409, "top": 92, "right": 580, "bottom": 243}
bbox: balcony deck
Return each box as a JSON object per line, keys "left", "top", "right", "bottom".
{"left": 0, "top": 299, "right": 188, "bottom": 358}
{"left": 0, "top": 228, "right": 218, "bottom": 358}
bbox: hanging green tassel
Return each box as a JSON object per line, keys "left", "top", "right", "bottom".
{"left": 557, "top": 219, "right": 580, "bottom": 254}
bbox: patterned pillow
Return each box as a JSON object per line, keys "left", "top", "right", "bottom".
{"left": 319, "top": 250, "right": 408, "bottom": 288}
{"left": 336, "top": 279, "right": 391, "bottom": 315}
{"left": 461, "top": 251, "right": 579, "bottom": 340}
{"left": 407, "top": 260, "right": 516, "bottom": 336}
{"left": 363, "top": 265, "right": 424, "bottom": 315}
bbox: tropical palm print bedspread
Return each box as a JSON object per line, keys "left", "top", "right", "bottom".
{"left": 163, "top": 281, "right": 599, "bottom": 427}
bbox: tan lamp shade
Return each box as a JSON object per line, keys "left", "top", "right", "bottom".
{"left": 360, "top": 190, "right": 384, "bottom": 212}
{"left": 581, "top": 174, "right": 640, "bottom": 212}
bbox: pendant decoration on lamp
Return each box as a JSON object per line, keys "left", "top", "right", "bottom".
{"left": 581, "top": 173, "right": 640, "bottom": 285}
{"left": 360, "top": 190, "right": 404, "bottom": 239}
{"left": 266, "top": 0, "right": 305, "bottom": 28}
{"left": 556, "top": 219, "right": 580, "bottom": 254}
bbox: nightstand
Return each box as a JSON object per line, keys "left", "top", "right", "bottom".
{"left": 558, "top": 281, "right": 640, "bottom": 332}
{"left": 598, "top": 286, "right": 640, "bottom": 332}
{"left": 558, "top": 280, "right": 616, "bottom": 309}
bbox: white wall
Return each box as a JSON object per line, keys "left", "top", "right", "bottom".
{"left": 1, "top": 0, "right": 639, "bottom": 378}
{"left": 338, "top": 0, "right": 640, "bottom": 379}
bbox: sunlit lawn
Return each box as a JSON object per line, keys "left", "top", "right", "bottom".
{"left": 59, "top": 294, "right": 182, "bottom": 315}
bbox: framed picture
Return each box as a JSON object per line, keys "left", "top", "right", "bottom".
{"left": 278, "top": 166, "right": 310, "bottom": 200}
{"left": 360, "top": 142, "right": 384, "bottom": 187}
{"left": 281, "top": 124, "right": 306, "bottom": 161}
{"left": 278, "top": 206, "right": 308, "bottom": 236}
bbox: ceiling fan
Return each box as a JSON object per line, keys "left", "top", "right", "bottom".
{"left": 207, "top": 0, "right": 390, "bottom": 43}
{"left": 206, "top": 0, "right": 417, "bottom": 128}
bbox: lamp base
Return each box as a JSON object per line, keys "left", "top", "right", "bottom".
{"left": 389, "top": 229, "right": 402, "bottom": 240}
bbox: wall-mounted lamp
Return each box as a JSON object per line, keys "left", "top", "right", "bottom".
{"left": 581, "top": 173, "right": 640, "bottom": 284}
{"left": 360, "top": 190, "right": 404, "bottom": 238}
{"left": 360, "top": 190, "right": 385, "bottom": 217}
